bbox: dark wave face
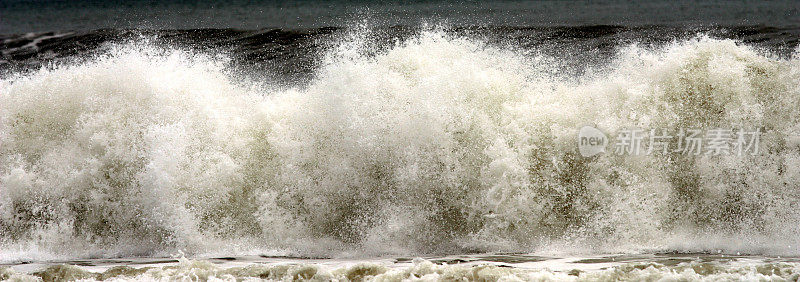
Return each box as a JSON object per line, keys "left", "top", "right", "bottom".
{"left": 2, "top": 26, "right": 800, "bottom": 80}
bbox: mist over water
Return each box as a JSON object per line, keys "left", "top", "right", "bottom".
{"left": 1, "top": 28, "right": 800, "bottom": 263}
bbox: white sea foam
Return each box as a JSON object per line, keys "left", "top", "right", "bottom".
{"left": 1, "top": 30, "right": 800, "bottom": 260}
{"left": 3, "top": 257, "right": 800, "bottom": 281}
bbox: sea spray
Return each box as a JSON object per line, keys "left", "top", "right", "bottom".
{"left": 1, "top": 30, "right": 800, "bottom": 260}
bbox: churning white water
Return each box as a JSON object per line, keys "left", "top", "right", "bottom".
{"left": 1, "top": 30, "right": 800, "bottom": 267}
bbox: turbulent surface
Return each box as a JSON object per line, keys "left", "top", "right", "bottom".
{"left": 3, "top": 256, "right": 800, "bottom": 281}
{"left": 2, "top": 26, "right": 800, "bottom": 262}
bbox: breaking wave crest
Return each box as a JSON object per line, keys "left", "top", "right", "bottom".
{"left": 2, "top": 30, "right": 800, "bottom": 260}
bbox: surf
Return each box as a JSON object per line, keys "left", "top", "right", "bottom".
{"left": 1, "top": 30, "right": 799, "bottom": 261}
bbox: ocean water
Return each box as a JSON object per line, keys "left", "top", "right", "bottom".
{"left": 3, "top": 1, "right": 800, "bottom": 281}
{"left": 2, "top": 0, "right": 800, "bottom": 34}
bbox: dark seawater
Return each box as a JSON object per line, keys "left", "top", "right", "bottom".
{"left": 2, "top": 0, "right": 800, "bottom": 34}
{"left": 2, "top": 1, "right": 799, "bottom": 79}
{"left": 2, "top": 26, "right": 800, "bottom": 81}
{"left": 3, "top": 1, "right": 800, "bottom": 281}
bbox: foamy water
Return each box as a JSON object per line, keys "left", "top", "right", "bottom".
{"left": 2, "top": 29, "right": 800, "bottom": 280}
{"left": 3, "top": 255, "right": 800, "bottom": 281}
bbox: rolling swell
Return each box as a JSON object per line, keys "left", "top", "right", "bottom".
{"left": 1, "top": 27, "right": 800, "bottom": 259}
